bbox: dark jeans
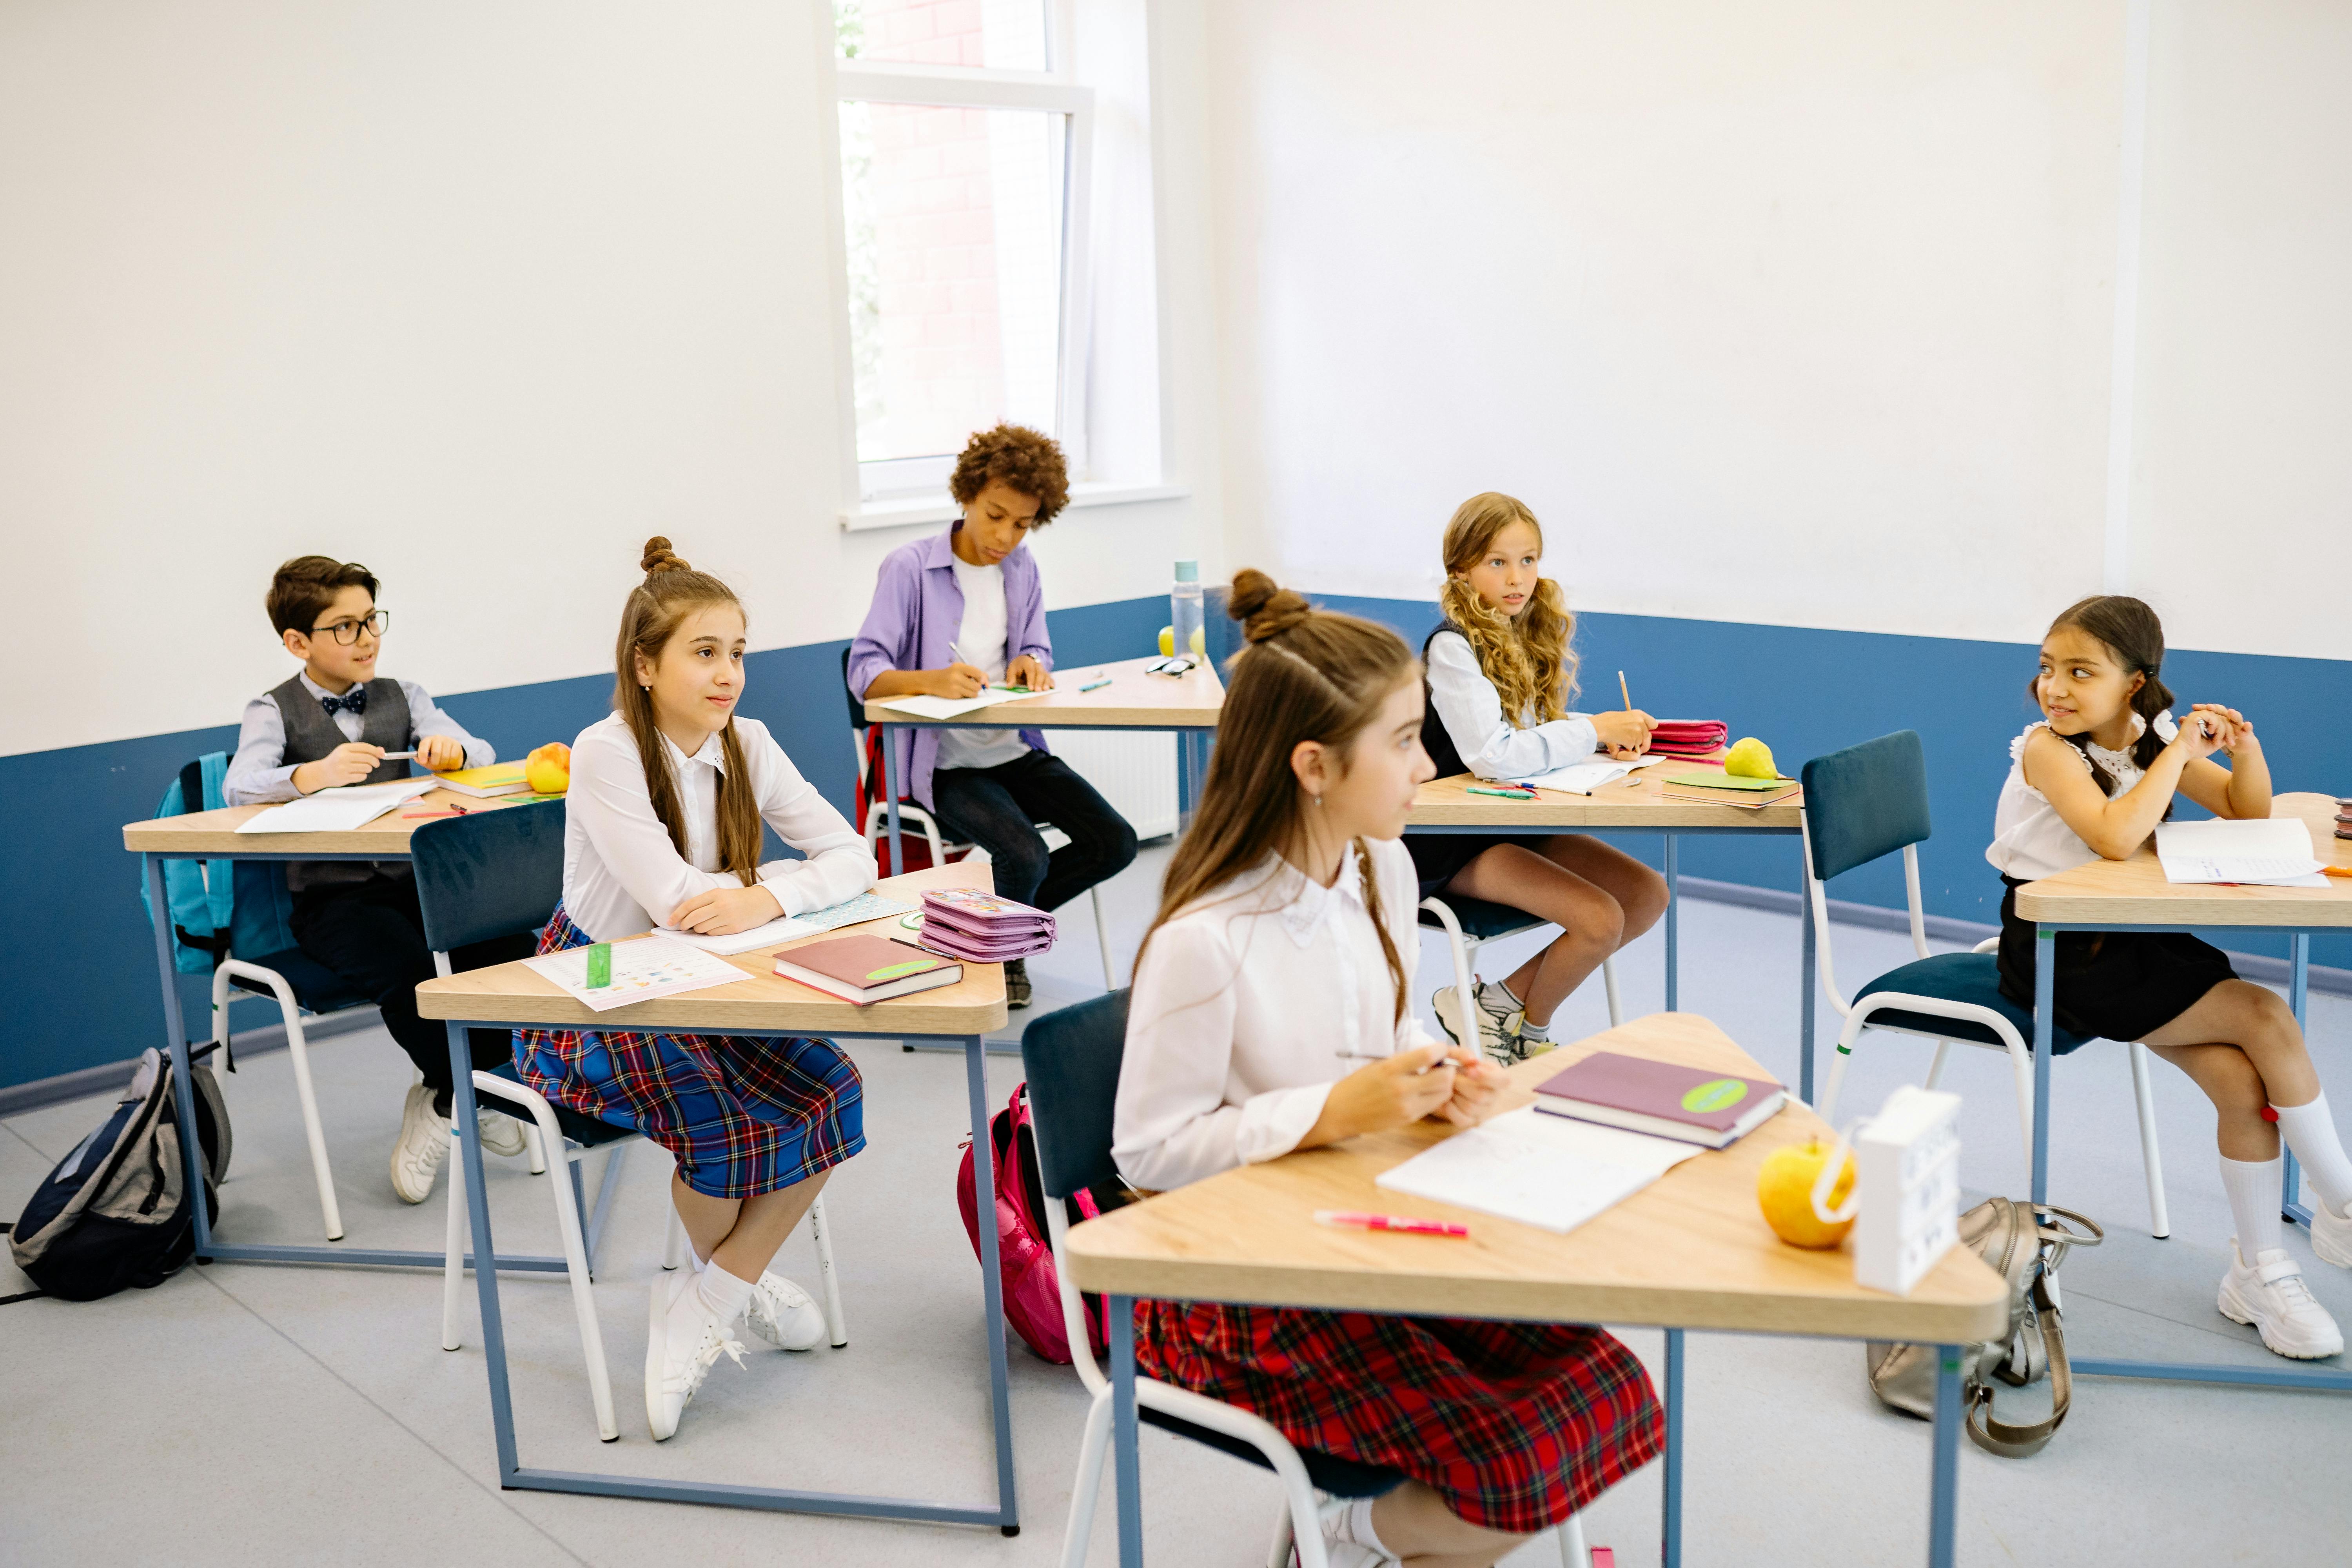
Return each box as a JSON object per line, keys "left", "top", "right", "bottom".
{"left": 930, "top": 750, "right": 1138, "bottom": 912}
{"left": 290, "top": 874, "right": 534, "bottom": 1105}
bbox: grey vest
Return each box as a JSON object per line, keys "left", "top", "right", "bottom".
{"left": 268, "top": 675, "right": 414, "bottom": 891}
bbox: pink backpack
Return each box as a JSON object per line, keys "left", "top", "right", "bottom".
{"left": 956, "top": 1082, "right": 1109, "bottom": 1364}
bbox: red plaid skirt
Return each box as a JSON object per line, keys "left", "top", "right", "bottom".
{"left": 513, "top": 906, "right": 865, "bottom": 1199}
{"left": 1135, "top": 1301, "right": 1661, "bottom": 1532}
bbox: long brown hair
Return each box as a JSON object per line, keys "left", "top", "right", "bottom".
{"left": 615, "top": 537, "right": 763, "bottom": 882}
{"left": 2033, "top": 595, "right": 2177, "bottom": 803}
{"left": 1436, "top": 491, "right": 1577, "bottom": 724}
{"left": 1139, "top": 570, "right": 1416, "bottom": 1023}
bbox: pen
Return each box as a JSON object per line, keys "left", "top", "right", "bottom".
{"left": 1618, "top": 670, "right": 1632, "bottom": 711}
{"left": 1467, "top": 785, "right": 1537, "bottom": 800}
{"left": 380, "top": 750, "right": 419, "bottom": 760}
{"left": 1314, "top": 1210, "right": 1469, "bottom": 1238}
{"left": 1078, "top": 675, "right": 1113, "bottom": 692}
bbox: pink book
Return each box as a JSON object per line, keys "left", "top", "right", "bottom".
{"left": 1532, "top": 1051, "right": 1785, "bottom": 1148}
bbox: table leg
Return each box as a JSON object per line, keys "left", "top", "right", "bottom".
{"left": 964, "top": 1033, "right": 1022, "bottom": 1532}
{"left": 1111, "top": 1295, "right": 1143, "bottom": 1568}
{"left": 2287, "top": 934, "right": 2310, "bottom": 1225}
{"left": 1927, "top": 1344, "right": 1962, "bottom": 1568}
{"left": 882, "top": 723, "right": 906, "bottom": 878}
{"left": 451, "top": 1022, "right": 523, "bottom": 1479}
{"left": 2033, "top": 927, "right": 2055, "bottom": 1211}
{"left": 1178, "top": 730, "right": 1203, "bottom": 834}
{"left": 1662, "top": 834, "right": 1680, "bottom": 1013}
{"left": 1799, "top": 842, "right": 1818, "bottom": 1106}
{"left": 145, "top": 853, "right": 214, "bottom": 1259}
{"left": 1661, "top": 1327, "right": 1683, "bottom": 1568}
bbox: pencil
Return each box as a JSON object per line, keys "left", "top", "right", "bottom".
{"left": 1617, "top": 670, "right": 1632, "bottom": 711}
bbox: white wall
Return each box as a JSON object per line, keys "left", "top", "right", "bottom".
{"left": 0, "top": 0, "right": 1201, "bottom": 759}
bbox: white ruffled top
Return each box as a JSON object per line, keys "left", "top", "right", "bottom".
{"left": 1985, "top": 712, "right": 2177, "bottom": 882}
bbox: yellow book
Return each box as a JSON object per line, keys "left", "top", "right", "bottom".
{"left": 433, "top": 761, "right": 533, "bottom": 798}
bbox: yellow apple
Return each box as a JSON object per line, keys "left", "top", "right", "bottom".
{"left": 1724, "top": 737, "right": 1777, "bottom": 779}
{"left": 524, "top": 741, "right": 571, "bottom": 796}
{"left": 1757, "top": 1137, "right": 1855, "bottom": 1249}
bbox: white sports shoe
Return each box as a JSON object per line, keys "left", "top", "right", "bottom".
{"left": 476, "top": 1109, "right": 530, "bottom": 1160}
{"left": 390, "top": 1083, "right": 448, "bottom": 1203}
{"left": 2307, "top": 1198, "right": 2352, "bottom": 1270}
{"left": 1312, "top": 1498, "right": 1400, "bottom": 1568}
{"left": 647, "top": 1272, "right": 747, "bottom": 1441}
{"left": 1431, "top": 981, "right": 1522, "bottom": 1065}
{"left": 2218, "top": 1242, "right": 2344, "bottom": 1360}
{"left": 745, "top": 1272, "right": 828, "bottom": 1351}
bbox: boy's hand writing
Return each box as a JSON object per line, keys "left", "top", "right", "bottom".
{"left": 929, "top": 662, "right": 987, "bottom": 700}
{"left": 294, "top": 742, "right": 385, "bottom": 794}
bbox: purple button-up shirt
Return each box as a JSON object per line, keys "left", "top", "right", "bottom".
{"left": 846, "top": 526, "right": 1054, "bottom": 811}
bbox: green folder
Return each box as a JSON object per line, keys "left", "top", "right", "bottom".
{"left": 1661, "top": 770, "right": 1793, "bottom": 791}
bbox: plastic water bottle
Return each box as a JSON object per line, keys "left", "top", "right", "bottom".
{"left": 1170, "top": 560, "right": 1204, "bottom": 663}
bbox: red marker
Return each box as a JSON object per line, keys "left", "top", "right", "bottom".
{"left": 1314, "top": 1210, "right": 1469, "bottom": 1238}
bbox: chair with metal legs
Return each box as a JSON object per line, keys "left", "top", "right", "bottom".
{"left": 1021, "top": 992, "right": 1592, "bottom": 1568}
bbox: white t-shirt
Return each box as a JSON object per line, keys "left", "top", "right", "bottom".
{"left": 1985, "top": 713, "right": 2177, "bottom": 882}
{"left": 936, "top": 556, "right": 1033, "bottom": 772}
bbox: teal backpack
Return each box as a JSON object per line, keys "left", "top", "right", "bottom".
{"left": 138, "top": 753, "right": 300, "bottom": 978}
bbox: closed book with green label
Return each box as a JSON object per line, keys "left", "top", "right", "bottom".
{"left": 1531, "top": 1051, "right": 1786, "bottom": 1148}
{"left": 771, "top": 934, "right": 962, "bottom": 1006}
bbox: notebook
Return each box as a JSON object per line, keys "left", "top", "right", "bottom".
{"left": 1533, "top": 1051, "right": 1786, "bottom": 1148}
{"left": 434, "top": 761, "right": 535, "bottom": 798}
{"left": 234, "top": 777, "right": 439, "bottom": 833}
{"left": 659, "top": 891, "right": 917, "bottom": 956}
{"left": 1373, "top": 1107, "right": 1703, "bottom": 1234}
{"left": 2154, "top": 818, "right": 2327, "bottom": 887}
{"left": 523, "top": 935, "right": 745, "bottom": 1012}
{"left": 771, "top": 934, "right": 963, "bottom": 1005}
{"left": 1507, "top": 761, "right": 1635, "bottom": 795}
{"left": 869, "top": 688, "right": 1035, "bottom": 721}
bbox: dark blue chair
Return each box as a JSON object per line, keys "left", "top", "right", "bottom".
{"left": 1802, "top": 732, "right": 2170, "bottom": 1235}
{"left": 1417, "top": 892, "right": 1622, "bottom": 1063}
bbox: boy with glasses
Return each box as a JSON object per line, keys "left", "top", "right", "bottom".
{"left": 224, "top": 555, "right": 537, "bottom": 1202}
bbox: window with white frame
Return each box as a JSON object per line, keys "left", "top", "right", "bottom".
{"left": 831, "top": 0, "right": 1160, "bottom": 514}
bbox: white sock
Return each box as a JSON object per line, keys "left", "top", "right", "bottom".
{"left": 1481, "top": 978, "right": 1523, "bottom": 1016}
{"left": 1338, "top": 1497, "right": 1393, "bottom": 1559}
{"left": 2220, "top": 1155, "right": 2287, "bottom": 1261}
{"left": 1519, "top": 1017, "right": 1552, "bottom": 1043}
{"left": 2272, "top": 1093, "right": 2352, "bottom": 1219}
{"left": 696, "top": 1262, "right": 756, "bottom": 1326}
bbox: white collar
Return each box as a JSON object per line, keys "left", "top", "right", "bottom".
{"left": 298, "top": 670, "right": 366, "bottom": 702}
{"left": 1263, "top": 850, "right": 1368, "bottom": 948}
{"left": 661, "top": 726, "right": 730, "bottom": 774}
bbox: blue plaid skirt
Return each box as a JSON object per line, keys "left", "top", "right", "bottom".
{"left": 513, "top": 905, "right": 865, "bottom": 1198}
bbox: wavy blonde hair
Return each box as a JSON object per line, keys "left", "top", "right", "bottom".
{"left": 1436, "top": 492, "right": 1577, "bottom": 724}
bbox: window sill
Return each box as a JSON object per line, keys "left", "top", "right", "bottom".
{"left": 838, "top": 482, "right": 1189, "bottom": 534}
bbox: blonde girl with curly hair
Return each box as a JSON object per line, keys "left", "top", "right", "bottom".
{"left": 1408, "top": 492, "right": 1668, "bottom": 1062}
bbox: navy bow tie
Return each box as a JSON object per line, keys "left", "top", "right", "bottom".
{"left": 321, "top": 687, "right": 368, "bottom": 717}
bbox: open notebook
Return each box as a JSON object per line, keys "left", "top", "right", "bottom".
{"left": 2154, "top": 818, "right": 2327, "bottom": 887}
{"left": 1373, "top": 1106, "right": 1702, "bottom": 1233}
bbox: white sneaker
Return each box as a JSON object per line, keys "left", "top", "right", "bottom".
{"left": 1312, "top": 1498, "right": 1399, "bottom": 1568}
{"left": 647, "top": 1272, "right": 746, "bottom": 1441}
{"left": 2307, "top": 1198, "right": 2352, "bottom": 1270}
{"left": 476, "top": 1109, "right": 530, "bottom": 1160}
{"left": 390, "top": 1083, "right": 448, "bottom": 1203}
{"left": 1431, "top": 981, "right": 1522, "bottom": 1065}
{"left": 745, "top": 1272, "right": 828, "bottom": 1351}
{"left": 2218, "top": 1242, "right": 2344, "bottom": 1360}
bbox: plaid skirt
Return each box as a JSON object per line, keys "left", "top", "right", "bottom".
{"left": 1135, "top": 1301, "right": 1661, "bottom": 1533}
{"left": 513, "top": 905, "right": 865, "bottom": 1199}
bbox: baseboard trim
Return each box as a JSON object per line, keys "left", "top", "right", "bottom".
{"left": 1676, "top": 875, "right": 2352, "bottom": 999}
{"left": 0, "top": 1007, "right": 382, "bottom": 1119}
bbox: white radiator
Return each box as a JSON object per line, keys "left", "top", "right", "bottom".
{"left": 1043, "top": 728, "right": 1181, "bottom": 841}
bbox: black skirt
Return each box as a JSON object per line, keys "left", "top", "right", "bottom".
{"left": 1405, "top": 832, "right": 1558, "bottom": 899}
{"left": 1995, "top": 876, "right": 2237, "bottom": 1047}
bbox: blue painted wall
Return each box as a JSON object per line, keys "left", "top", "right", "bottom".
{"left": 2, "top": 595, "right": 1169, "bottom": 1091}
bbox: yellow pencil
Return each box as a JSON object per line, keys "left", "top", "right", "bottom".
{"left": 1617, "top": 670, "right": 1632, "bottom": 711}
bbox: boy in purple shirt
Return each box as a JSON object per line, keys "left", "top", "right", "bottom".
{"left": 847, "top": 425, "right": 1137, "bottom": 1007}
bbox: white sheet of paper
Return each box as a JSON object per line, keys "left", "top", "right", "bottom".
{"left": 869, "top": 688, "right": 1034, "bottom": 721}
{"left": 659, "top": 891, "right": 918, "bottom": 956}
{"left": 1506, "top": 760, "right": 1635, "bottom": 795}
{"left": 1374, "top": 1106, "right": 1703, "bottom": 1234}
{"left": 523, "top": 935, "right": 747, "bottom": 1013}
{"left": 234, "top": 777, "right": 439, "bottom": 834}
{"left": 2155, "top": 818, "right": 2324, "bottom": 885}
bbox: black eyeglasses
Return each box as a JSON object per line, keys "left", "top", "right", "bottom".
{"left": 309, "top": 611, "right": 389, "bottom": 644}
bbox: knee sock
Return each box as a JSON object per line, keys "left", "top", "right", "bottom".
{"left": 2220, "top": 1155, "right": 2287, "bottom": 1260}
{"left": 2271, "top": 1092, "right": 2352, "bottom": 1219}
{"left": 1335, "top": 1497, "right": 1394, "bottom": 1559}
{"left": 696, "top": 1262, "right": 756, "bottom": 1325}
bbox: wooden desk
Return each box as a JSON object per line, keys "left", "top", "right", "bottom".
{"left": 414, "top": 861, "right": 1023, "bottom": 1531}
{"left": 2010, "top": 791, "right": 2352, "bottom": 1400}
{"left": 1064, "top": 1013, "right": 2005, "bottom": 1568}
{"left": 862, "top": 653, "right": 1223, "bottom": 875}
{"left": 1406, "top": 758, "right": 1818, "bottom": 1098}
{"left": 123, "top": 786, "right": 552, "bottom": 858}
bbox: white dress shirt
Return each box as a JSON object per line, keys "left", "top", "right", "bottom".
{"left": 562, "top": 712, "right": 878, "bottom": 942}
{"left": 1112, "top": 836, "right": 1444, "bottom": 1192}
{"left": 1986, "top": 714, "right": 2175, "bottom": 882}
{"left": 222, "top": 673, "right": 493, "bottom": 805}
{"left": 1424, "top": 630, "right": 1601, "bottom": 781}
{"left": 935, "top": 555, "right": 1032, "bottom": 772}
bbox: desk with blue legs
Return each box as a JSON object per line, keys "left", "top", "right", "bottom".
{"left": 1408, "top": 762, "right": 1817, "bottom": 1096}
{"left": 415, "top": 861, "right": 1022, "bottom": 1530}
{"left": 2014, "top": 791, "right": 2352, "bottom": 1394}
{"left": 865, "top": 654, "right": 1223, "bottom": 878}
{"left": 1063, "top": 1012, "right": 2010, "bottom": 1568}
{"left": 122, "top": 791, "right": 588, "bottom": 1276}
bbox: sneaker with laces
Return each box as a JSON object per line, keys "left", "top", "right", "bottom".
{"left": 2308, "top": 1198, "right": 2352, "bottom": 1270}
{"left": 2218, "top": 1241, "right": 2344, "bottom": 1359}
{"left": 475, "top": 1109, "right": 530, "bottom": 1159}
{"left": 391, "top": 1083, "right": 448, "bottom": 1203}
{"left": 1431, "top": 981, "right": 1523, "bottom": 1065}
{"left": 745, "top": 1271, "right": 828, "bottom": 1351}
{"left": 1005, "top": 957, "right": 1033, "bottom": 1010}
{"left": 647, "top": 1271, "right": 748, "bottom": 1441}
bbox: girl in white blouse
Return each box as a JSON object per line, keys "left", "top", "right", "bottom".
{"left": 1988, "top": 595, "right": 2352, "bottom": 1360}
{"left": 1114, "top": 570, "right": 1662, "bottom": 1568}
{"left": 516, "top": 538, "right": 877, "bottom": 1440}
{"left": 1411, "top": 492, "right": 1667, "bottom": 1063}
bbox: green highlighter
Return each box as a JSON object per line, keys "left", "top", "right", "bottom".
{"left": 585, "top": 943, "right": 612, "bottom": 989}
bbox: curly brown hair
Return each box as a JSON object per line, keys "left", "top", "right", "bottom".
{"left": 949, "top": 423, "right": 1070, "bottom": 524}
{"left": 1436, "top": 492, "right": 1577, "bottom": 725}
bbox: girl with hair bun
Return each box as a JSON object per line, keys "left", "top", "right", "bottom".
{"left": 1112, "top": 570, "right": 1661, "bottom": 1568}
{"left": 515, "top": 538, "right": 877, "bottom": 1440}
{"left": 1991, "top": 594, "right": 2352, "bottom": 1360}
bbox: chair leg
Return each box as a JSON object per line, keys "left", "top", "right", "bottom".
{"left": 548, "top": 1148, "right": 620, "bottom": 1442}
{"left": 442, "top": 1130, "right": 468, "bottom": 1351}
{"left": 808, "top": 1194, "right": 849, "bottom": 1347}
{"left": 1089, "top": 884, "right": 1118, "bottom": 990}
{"left": 522, "top": 1121, "right": 548, "bottom": 1175}
{"left": 1060, "top": 1391, "right": 1114, "bottom": 1568}
{"left": 1266, "top": 1503, "right": 1297, "bottom": 1568}
{"left": 1601, "top": 954, "right": 1622, "bottom": 1029}
{"left": 1558, "top": 1510, "right": 1588, "bottom": 1567}
{"left": 1282, "top": 1471, "right": 1330, "bottom": 1568}
{"left": 280, "top": 1006, "right": 343, "bottom": 1243}
{"left": 1923, "top": 1040, "right": 1952, "bottom": 1091}
{"left": 2129, "top": 1042, "right": 2172, "bottom": 1239}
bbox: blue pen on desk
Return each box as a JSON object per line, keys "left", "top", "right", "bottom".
{"left": 1078, "top": 671, "right": 1113, "bottom": 692}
